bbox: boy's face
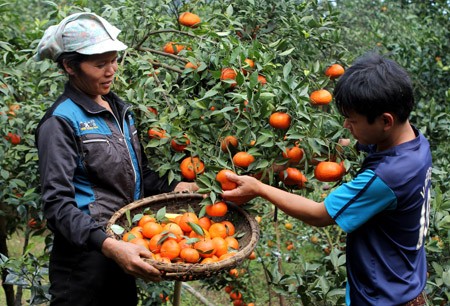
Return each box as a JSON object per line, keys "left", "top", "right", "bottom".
{"left": 343, "top": 111, "right": 387, "bottom": 146}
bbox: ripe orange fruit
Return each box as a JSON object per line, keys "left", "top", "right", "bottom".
{"left": 232, "top": 151, "right": 255, "bottom": 168}
{"left": 123, "top": 230, "right": 141, "bottom": 242}
{"left": 224, "top": 285, "right": 233, "bottom": 293}
{"left": 283, "top": 146, "right": 304, "bottom": 164}
{"left": 325, "top": 63, "right": 345, "bottom": 79}
{"left": 216, "top": 169, "right": 238, "bottom": 190}
{"left": 287, "top": 243, "right": 294, "bottom": 251}
{"left": 138, "top": 215, "right": 156, "bottom": 227}
{"left": 180, "top": 248, "right": 200, "bottom": 263}
{"left": 314, "top": 161, "right": 345, "bottom": 182}
{"left": 248, "top": 251, "right": 257, "bottom": 260}
{"left": 185, "top": 62, "right": 198, "bottom": 69}
{"left": 244, "top": 58, "right": 255, "bottom": 68}
{"left": 310, "top": 89, "right": 333, "bottom": 105}
{"left": 178, "top": 212, "right": 199, "bottom": 233}
{"left": 225, "top": 236, "right": 239, "bottom": 250}
{"left": 178, "top": 238, "right": 193, "bottom": 250}
{"left": 257, "top": 74, "right": 267, "bottom": 85}
{"left": 209, "top": 223, "right": 228, "bottom": 239}
{"left": 148, "top": 233, "right": 164, "bottom": 253}
{"left": 148, "top": 127, "right": 166, "bottom": 139}
{"left": 160, "top": 239, "right": 181, "bottom": 260}
{"left": 170, "top": 135, "right": 190, "bottom": 152}
{"left": 180, "top": 156, "right": 205, "bottom": 180}
{"left": 211, "top": 237, "right": 228, "bottom": 257}
{"left": 129, "top": 237, "right": 150, "bottom": 250}
{"left": 279, "top": 167, "right": 307, "bottom": 187}
{"left": 163, "top": 42, "right": 185, "bottom": 54}
{"left": 269, "top": 112, "right": 291, "bottom": 130}
{"left": 229, "top": 268, "right": 239, "bottom": 277}
{"left": 198, "top": 216, "right": 212, "bottom": 230}
{"left": 4, "top": 132, "right": 21, "bottom": 145}
{"left": 179, "top": 12, "right": 201, "bottom": 27}
{"left": 220, "top": 135, "right": 239, "bottom": 153}
{"left": 220, "top": 68, "right": 238, "bottom": 88}
{"left": 285, "top": 222, "right": 293, "bottom": 230}
{"left": 194, "top": 238, "right": 216, "bottom": 258}
{"left": 230, "top": 291, "right": 242, "bottom": 301}
{"left": 162, "top": 223, "right": 184, "bottom": 240}
{"left": 221, "top": 220, "right": 236, "bottom": 236}
{"left": 205, "top": 201, "right": 228, "bottom": 217}
{"left": 142, "top": 221, "right": 163, "bottom": 239}
{"left": 147, "top": 107, "right": 158, "bottom": 115}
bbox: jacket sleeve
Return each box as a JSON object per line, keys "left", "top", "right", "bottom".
{"left": 140, "top": 145, "right": 178, "bottom": 197}
{"left": 36, "top": 116, "right": 107, "bottom": 251}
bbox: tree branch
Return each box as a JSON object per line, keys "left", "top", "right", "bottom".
{"left": 135, "top": 46, "right": 189, "bottom": 64}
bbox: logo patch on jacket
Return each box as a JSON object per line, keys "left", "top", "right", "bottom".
{"left": 80, "top": 120, "right": 99, "bottom": 131}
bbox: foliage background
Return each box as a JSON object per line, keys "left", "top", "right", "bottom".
{"left": 0, "top": 0, "right": 449, "bottom": 305}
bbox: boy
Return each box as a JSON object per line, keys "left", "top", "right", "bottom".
{"left": 222, "top": 53, "right": 432, "bottom": 305}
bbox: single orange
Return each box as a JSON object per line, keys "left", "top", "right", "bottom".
{"left": 138, "top": 215, "right": 156, "bottom": 227}
{"left": 221, "top": 220, "right": 236, "bottom": 236}
{"left": 283, "top": 146, "right": 304, "bottom": 164}
{"left": 148, "top": 233, "right": 164, "bottom": 253}
{"left": 162, "top": 223, "right": 184, "bottom": 240}
{"left": 180, "top": 156, "right": 205, "bottom": 180}
{"left": 325, "top": 63, "right": 345, "bottom": 79}
{"left": 232, "top": 151, "right": 255, "bottom": 168}
{"left": 225, "top": 236, "right": 239, "bottom": 250}
{"left": 211, "top": 237, "right": 229, "bottom": 257}
{"left": 230, "top": 291, "right": 242, "bottom": 301}
{"left": 209, "top": 223, "right": 228, "bottom": 239}
{"left": 160, "top": 239, "right": 181, "bottom": 260}
{"left": 220, "top": 68, "right": 238, "bottom": 88}
{"left": 269, "top": 112, "right": 291, "bottom": 130}
{"left": 185, "top": 61, "right": 198, "bottom": 69}
{"left": 170, "top": 135, "right": 190, "bottom": 152}
{"left": 257, "top": 74, "right": 267, "bottom": 85}
{"left": 180, "top": 248, "right": 200, "bottom": 263}
{"left": 178, "top": 238, "right": 193, "bottom": 250}
{"left": 198, "top": 216, "right": 212, "bottom": 230}
{"left": 224, "top": 285, "right": 233, "bottom": 293}
{"left": 163, "top": 42, "right": 185, "bottom": 54}
{"left": 314, "top": 161, "right": 345, "bottom": 182}
{"left": 179, "top": 12, "right": 201, "bottom": 27}
{"left": 220, "top": 135, "right": 239, "bottom": 153}
{"left": 248, "top": 251, "right": 257, "bottom": 260}
{"left": 148, "top": 127, "right": 166, "bottom": 139}
{"left": 279, "top": 167, "right": 307, "bottom": 187}
{"left": 194, "top": 238, "right": 216, "bottom": 258}
{"left": 179, "top": 212, "right": 199, "bottom": 233}
{"left": 129, "top": 237, "right": 149, "bottom": 250}
{"left": 216, "top": 169, "right": 237, "bottom": 190}
{"left": 142, "top": 221, "right": 163, "bottom": 239}
{"left": 229, "top": 268, "right": 239, "bottom": 277}
{"left": 310, "top": 89, "right": 333, "bottom": 105}
{"left": 205, "top": 201, "right": 228, "bottom": 217}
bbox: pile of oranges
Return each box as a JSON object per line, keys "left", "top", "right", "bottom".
{"left": 122, "top": 207, "right": 244, "bottom": 264}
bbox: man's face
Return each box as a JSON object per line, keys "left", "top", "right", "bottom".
{"left": 343, "top": 111, "right": 386, "bottom": 146}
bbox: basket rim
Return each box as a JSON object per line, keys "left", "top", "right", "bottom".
{"left": 105, "top": 192, "right": 260, "bottom": 279}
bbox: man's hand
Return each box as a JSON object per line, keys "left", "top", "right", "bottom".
{"left": 101, "top": 237, "right": 161, "bottom": 282}
{"left": 221, "top": 173, "right": 262, "bottom": 205}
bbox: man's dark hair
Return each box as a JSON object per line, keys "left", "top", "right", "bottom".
{"left": 56, "top": 52, "right": 89, "bottom": 74}
{"left": 334, "top": 53, "right": 414, "bottom": 124}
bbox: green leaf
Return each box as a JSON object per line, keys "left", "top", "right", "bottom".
{"left": 283, "top": 61, "right": 293, "bottom": 79}
{"left": 111, "top": 224, "right": 125, "bottom": 235}
{"left": 279, "top": 48, "right": 295, "bottom": 56}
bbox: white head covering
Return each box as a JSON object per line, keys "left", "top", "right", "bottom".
{"left": 34, "top": 12, "right": 127, "bottom": 62}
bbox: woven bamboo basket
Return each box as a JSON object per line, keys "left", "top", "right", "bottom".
{"left": 106, "top": 192, "right": 260, "bottom": 281}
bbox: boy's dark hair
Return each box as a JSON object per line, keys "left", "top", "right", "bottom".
{"left": 334, "top": 53, "right": 414, "bottom": 124}
{"left": 56, "top": 52, "right": 89, "bottom": 75}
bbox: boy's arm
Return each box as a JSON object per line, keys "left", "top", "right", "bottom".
{"left": 222, "top": 174, "right": 334, "bottom": 227}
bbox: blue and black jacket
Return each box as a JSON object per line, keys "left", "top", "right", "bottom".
{"left": 35, "top": 83, "right": 176, "bottom": 252}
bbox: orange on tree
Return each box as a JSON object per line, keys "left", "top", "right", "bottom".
{"left": 257, "top": 74, "right": 267, "bottom": 85}
{"left": 314, "top": 161, "right": 346, "bottom": 182}
{"left": 220, "top": 68, "right": 238, "bottom": 88}
{"left": 229, "top": 268, "right": 239, "bottom": 277}
{"left": 185, "top": 61, "right": 198, "bottom": 69}
{"left": 147, "top": 106, "right": 158, "bottom": 115}
{"left": 4, "top": 132, "right": 21, "bottom": 145}
{"left": 148, "top": 127, "right": 166, "bottom": 139}
{"left": 279, "top": 167, "right": 307, "bottom": 187}
{"left": 216, "top": 169, "right": 238, "bottom": 190}
{"left": 170, "top": 135, "right": 190, "bottom": 152}
{"left": 178, "top": 12, "right": 201, "bottom": 27}
{"left": 180, "top": 156, "right": 205, "bottom": 180}
{"left": 232, "top": 151, "right": 255, "bottom": 168}
{"left": 310, "top": 89, "right": 333, "bottom": 105}
{"left": 325, "top": 63, "right": 345, "bottom": 79}
{"left": 248, "top": 251, "right": 257, "bottom": 260}
{"left": 163, "top": 42, "right": 185, "bottom": 54}
{"left": 269, "top": 112, "right": 291, "bottom": 130}
{"left": 283, "top": 146, "right": 304, "bottom": 164}
{"left": 230, "top": 291, "right": 242, "bottom": 301}
{"left": 224, "top": 285, "right": 233, "bottom": 293}
{"left": 205, "top": 201, "right": 228, "bottom": 217}
{"left": 220, "top": 135, "right": 239, "bottom": 153}
{"left": 241, "top": 58, "right": 255, "bottom": 75}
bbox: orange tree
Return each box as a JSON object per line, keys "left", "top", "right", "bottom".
{"left": 2, "top": 0, "right": 448, "bottom": 305}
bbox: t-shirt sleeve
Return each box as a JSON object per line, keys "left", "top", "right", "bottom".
{"left": 324, "top": 169, "right": 397, "bottom": 233}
